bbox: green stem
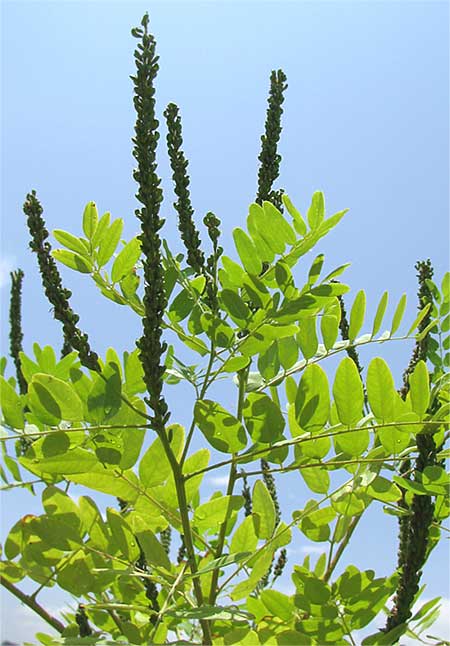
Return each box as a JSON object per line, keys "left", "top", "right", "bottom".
{"left": 181, "top": 338, "right": 216, "bottom": 465}
{"left": 323, "top": 515, "right": 360, "bottom": 583}
{"left": 1, "top": 576, "right": 65, "bottom": 634}
{"left": 172, "top": 462, "right": 212, "bottom": 644}
{"left": 217, "top": 478, "right": 354, "bottom": 596}
{"left": 183, "top": 419, "right": 439, "bottom": 481}
{"left": 208, "top": 367, "right": 248, "bottom": 606}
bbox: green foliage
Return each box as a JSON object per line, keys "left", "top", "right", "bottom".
{"left": 1, "top": 12, "right": 448, "bottom": 646}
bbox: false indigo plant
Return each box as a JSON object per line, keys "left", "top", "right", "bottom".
{"left": 1, "top": 12, "right": 448, "bottom": 646}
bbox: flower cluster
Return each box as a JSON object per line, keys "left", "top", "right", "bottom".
{"left": 256, "top": 69, "right": 288, "bottom": 210}
{"left": 75, "top": 604, "right": 92, "bottom": 637}
{"left": 23, "top": 191, "right": 99, "bottom": 371}
{"left": 131, "top": 15, "right": 169, "bottom": 433}
{"left": 386, "top": 259, "right": 438, "bottom": 632}
{"left": 9, "top": 269, "right": 27, "bottom": 394}
{"left": 399, "top": 259, "right": 435, "bottom": 398}
{"left": 164, "top": 102, "right": 205, "bottom": 275}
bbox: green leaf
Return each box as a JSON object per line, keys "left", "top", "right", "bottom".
{"left": 247, "top": 208, "right": 277, "bottom": 262}
{"left": 406, "top": 303, "right": 431, "bottom": 336}
{"left": 390, "top": 293, "right": 407, "bottom": 336}
{"left": 348, "top": 290, "right": 366, "bottom": 341}
{"left": 274, "top": 261, "right": 296, "bottom": 297}
{"left": 260, "top": 589, "right": 295, "bottom": 621}
{"left": 233, "top": 228, "right": 262, "bottom": 275}
{"left": 42, "top": 485, "right": 81, "bottom": 530}
{"left": 366, "top": 476, "right": 401, "bottom": 503}
{"left": 91, "top": 211, "right": 111, "bottom": 249}
{"left": 221, "top": 356, "right": 251, "bottom": 373}
{"left": 166, "top": 605, "right": 253, "bottom": 622}
{"left": 193, "top": 495, "right": 242, "bottom": 533}
{"left": 200, "top": 312, "right": 235, "bottom": 348}
{"left": 372, "top": 292, "right": 389, "bottom": 337}
{"left": 377, "top": 424, "right": 411, "bottom": 454}
{"left": 292, "top": 566, "right": 331, "bottom": 604}
{"left": 29, "top": 373, "right": 83, "bottom": 423}
{"left": 124, "top": 349, "right": 145, "bottom": 396}
{"left": 362, "top": 625, "right": 407, "bottom": 646}
{"left": 334, "top": 425, "right": 369, "bottom": 457}
{"left": 243, "top": 392, "right": 285, "bottom": 443}
{"left": 295, "top": 364, "right": 330, "bottom": 432}
{"left": 333, "top": 358, "right": 364, "bottom": 427}
{"left": 277, "top": 337, "right": 298, "bottom": 373}
{"left": 52, "top": 249, "right": 92, "bottom": 274}
{"left": 306, "top": 191, "right": 325, "bottom": 229}
{"left": 57, "top": 551, "right": 95, "bottom": 595}
{"left": 106, "top": 508, "right": 140, "bottom": 562}
{"left": 310, "top": 283, "right": 350, "bottom": 297}
{"left": 321, "top": 314, "right": 339, "bottom": 351}
{"left": 307, "top": 254, "right": 324, "bottom": 286}
{"left": 331, "top": 485, "right": 367, "bottom": 516}
{"left": 190, "top": 552, "right": 252, "bottom": 580}
{"left": 86, "top": 362, "right": 121, "bottom": 424}
{"left": 252, "top": 480, "right": 276, "bottom": 538}
{"left": 139, "top": 424, "right": 184, "bottom": 488}
{"left": 183, "top": 448, "right": 210, "bottom": 503}
{"left": 258, "top": 342, "right": 280, "bottom": 380}
{"left": 194, "top": 400, "right": 247, "bottom": 453}
{"left": 300, "top": 464, "right": 330, "bottom": 494}
{"left": 169, "top": 289, "right": 194, "bottom": 323}
{"left": 0, "top": 376, "right": 24, "bottom": 429}
{"left": 111, "top": 237, "right": 141, "bottom": 283}
{"left": 231, "top": 547, "right": 273, "bottom": 600}
{"left": 78, "top": 496, "right": 110, "bottom": 549}
{"left": 135, "top": 527, "right": 172, "bottom": 571}
{"left": 409, "top": 360, "right": 430, "bottom": 417}
{"left": 282, "top": 194, "right": 307, "bottom": 235}
{"left": 221, "top": 256, "right": 245, "bottom": 286}
{"left": 297, "top": 316, "right": 318, "bottom": 360}
{"left": 68, "top": 467, "right": 140, "bottom": 502}
{"left": 21, "top": 445, "right": 99, "bottom": 476}
{"left": 97, "top": 218, "right": 124, "bottom": 267}
{"left": 53, "top": 230, "right": 89, "bottom": 256}
{"left": 262, "top": 201, "right": 296, "bottom": 245}
{"left": 248, "top": 203, "right": 287, "bottom": 255}
{"left": 366, "top": 358, "right": 396, "bottom": 421}
{"left": 230, "top": 515, "right": 258, "bottom": 553}
{"left": 82, "top": 201, "right": 98, "bottom": 239}
{"left": 220, "top": 289, "right": 252, "bottom": 327}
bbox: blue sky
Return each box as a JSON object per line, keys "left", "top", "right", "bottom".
{"left": 1, "top": 1, "right": 449, "bottom": 643}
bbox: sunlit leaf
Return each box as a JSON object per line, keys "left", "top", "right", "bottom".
{"left": 194, "top": 400, "right": 247, "bottom": 453}
{"left": 333, "top": 358, "right": 364, "bottom": 427}
{"left": 371, "top": 291, "right": 389, "bottom": 337}
{"left": 252, "top": 480, "right": 276, "bottom": 538}
{"left": 243, "top": 393, "right": 285, "bottom": 443}
{"left": 82, "top": 201, "right": 98, "bottom": 239}
{"left": 348, "top": 290, "right": 366, "bottom": 341}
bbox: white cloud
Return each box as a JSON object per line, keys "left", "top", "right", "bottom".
{"left": 206, "top": 474, "right": 229, "bottom": 487}
{"left": 0, "top": 256, "right": 16, "bottom": 289}
{"left": 299, "top": 545, "right": 324, "bottom": 554}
